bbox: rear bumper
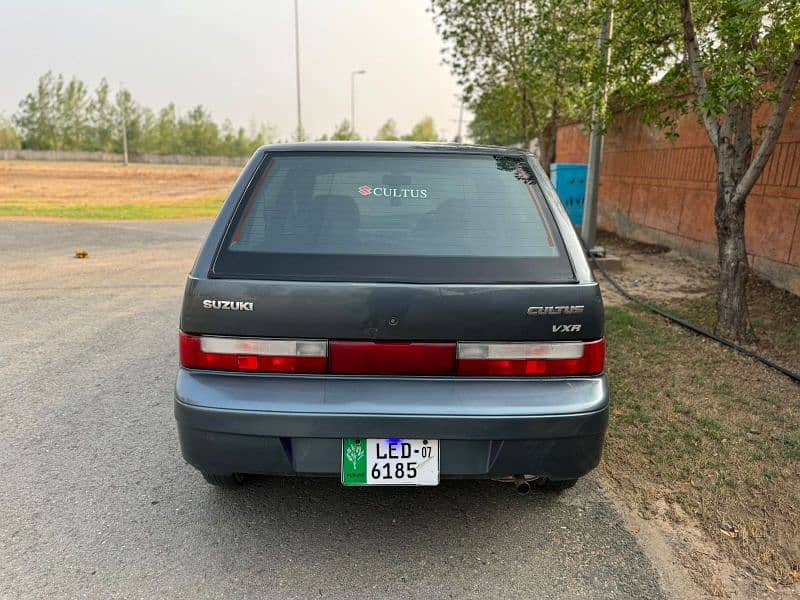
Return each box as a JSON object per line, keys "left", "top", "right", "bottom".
{"left": 174, "top": 369, "right": 609, "bottom": 480}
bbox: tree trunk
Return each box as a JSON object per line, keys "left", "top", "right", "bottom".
{"left": 714, "top": 184, "right": 752, "bottom": 341}
{"left": 714, "top": 104, "right": 754, "bottom": 342}
{"left": 519, "top": 86, "right": 531, "bottom": 150}
{"left": 680, "top": 0, "right": 800, "bottom": 342}
{"left": 539, "top": 119, "right": 557, "bottom": 177}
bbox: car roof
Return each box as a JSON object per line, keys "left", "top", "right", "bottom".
{"left": 256, "top": 141, "right": 531, "bottom": 156}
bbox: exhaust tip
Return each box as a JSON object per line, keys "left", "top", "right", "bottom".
{"left": 513, "top": 475, "right": 530, "bottom": 495}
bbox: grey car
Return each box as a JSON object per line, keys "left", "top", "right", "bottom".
{"left": 175, "top": 142, "right": 607, "bottom": 492}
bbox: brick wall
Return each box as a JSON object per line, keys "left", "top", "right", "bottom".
{"left": 555, "top": 101, "right": 800, "bottom": 295}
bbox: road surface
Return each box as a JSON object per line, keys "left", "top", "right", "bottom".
{"left": 0, "top": 220, "right": 666, "bottom": 599}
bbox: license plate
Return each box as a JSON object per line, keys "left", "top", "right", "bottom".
{"left": 341, "top": 438, "right": 439, "bottom": 486}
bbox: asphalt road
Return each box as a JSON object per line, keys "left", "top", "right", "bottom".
{"left": 0, "top": 220, "right": 666, "bottom": 599}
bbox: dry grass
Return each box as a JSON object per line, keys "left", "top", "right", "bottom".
{"left": 664, "top": 281, "right": 800, "bottom": 374}
{"left": 598, "top": 231, "right": 800, "bottom": 592}
{"left": 597, "top": 229, "right": 800, "bottom": 372}
{"left": 604, "top": 305, "right": 800, "bottom": 586}
{"left": 0, "top": 160, "right": 240, "bottom": 219}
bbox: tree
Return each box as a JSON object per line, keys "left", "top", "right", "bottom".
{"left": 0, "top": 113, "right": 20, "bottom": 149}
{"left": 56, "top": 77, "right": 90, "bottom": 150}
{"left": 15, "top": 71, "right": 61, "bottom": 149}
{"left": 375, "top": 118, "right": 400, "bottom": 140}
{"left": 431, "top": 0, "right": 596, "bottom": 172}
{"left": 248, "top": 120, "right": 277, "bottom": 147}
{"left": 115, "top": 87, "right": 149, "bottom": 155}
{"left": 468, "top": 83, "right": 525, "bottom": 145}
{"left": 88, "top": 79, "right": 118, "bottom": 152}
{"left": 143, "top": 103, "right": 179, "bottom": 154}
{"left": 402, "top": 116, "right": 439, "bottom": 141}
{"left": 178, "top": 105, "right": 219, "bottom": 155}
{"left": 14, "top": 71, "right": 278, "bottom": 157}
{"left": 526, "top": 0, "right": 598, "bottom": 169}
{"left": 330, "top": 119, "right": 359, "bottom": 140}
{"left": 612, "top": 0, "right": 800, "bottom": 341}
{"left": 15, "top": 72, "right": 95, "bottom": 150}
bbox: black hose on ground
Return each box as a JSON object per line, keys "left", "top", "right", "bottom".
{"left": 589, "top": 253, "right": 800, "bottom": 385}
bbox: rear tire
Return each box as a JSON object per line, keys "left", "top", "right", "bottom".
{"left": 532, "top": 478, "right": 578, "bottom": 492}
{"left": 201, "top": 471, "right": 246, "bottom": 488}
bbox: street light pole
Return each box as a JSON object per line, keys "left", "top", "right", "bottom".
{"left": 456, "top": 99, "right": 464, "bottom": 143}
{"left": 294, "top": 0, "right": 303, "bottom": 141}
{"left": 120, "top": 82, "right": 128, "bottom": 166}
{"left": 350, "top": 70, "right": 366, "bottom": 139}
{"left": 121, "top": 107, "right": 128, "bottom": 166}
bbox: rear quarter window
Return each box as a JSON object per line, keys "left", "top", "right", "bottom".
{"left": 212, "top": 152, "right": 574, "bottom": 284}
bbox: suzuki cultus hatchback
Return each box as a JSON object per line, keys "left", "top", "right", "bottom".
{"left": 175, "top": 143, "right": 607, "bottom": 492}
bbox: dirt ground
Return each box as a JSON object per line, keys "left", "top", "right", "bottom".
{"left": 597, "top": 231, "right": 800, "bottom": 372}
{"left": 596, "top": 234, "right": 716, "bottom": 307}
{"left": 0, "top": 160, "right": 240, "bottom": 206}
{"left": 596, "top": 231, "right": 800, "bottom": 598}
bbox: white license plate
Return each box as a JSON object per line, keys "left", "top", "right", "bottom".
{"left": 341, "top": 438, "right": 439, "bottom": 486}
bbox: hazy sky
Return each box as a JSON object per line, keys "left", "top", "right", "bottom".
{"left": 1, "top": 0, "right": 469, "bottom": 141}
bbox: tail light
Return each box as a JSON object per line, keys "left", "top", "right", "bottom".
{"left": 456, "top": 339, "right": 605, "bottom": 376}
{"left": 329, "top": 341, "right": 456, "bottom": 375}
{"left": 180, "top": 333, "right": 604, "bottom": 377}
{"left": 179, "top": 333, "right": 327, "bottom": 374}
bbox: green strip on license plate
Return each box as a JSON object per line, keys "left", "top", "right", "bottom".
{"left": 342, "top": 438, "right": 368, "bottom": 485}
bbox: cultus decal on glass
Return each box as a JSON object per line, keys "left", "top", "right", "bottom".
{"left": 358, "top": 185, "right": 428, "bottom": 198}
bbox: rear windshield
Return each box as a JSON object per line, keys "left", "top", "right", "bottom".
{"left": 212, "top": 152, "right": 574, "bottom": 283}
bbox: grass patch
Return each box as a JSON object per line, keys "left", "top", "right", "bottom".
{"left": 654, "top": 285, "right": 800, "bottom": 373}
{"left": 603, "top": 304, "right": 800, "bottom": 585}
{"left": 780, "top": 432, "right": 800, "bottom": 460}
{"left": 0, "top": 197, "right": 225, "bottom": 220}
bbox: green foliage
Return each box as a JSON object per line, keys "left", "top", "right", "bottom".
{"left": 178, "top": 105, "right": 219, "bottom": 155}
{"left": 0, "top": 113, "right": 20, "bottom": 149}
{"left": 375, "top": 118, "right": 399, "bottom": 141}
{"left": 13, "top": 71, "right": 275, "bottom": 156}
{"left": 609, "top": 0, "right": 800, "bottom": 131}
{"left": 322, "top": 116, "right": 437, "bottom": 142}
{"left": 15, "top": 71, "right": 63, "bottom": 149}
{"left": 330, "top": 119, "right": 359, "bottom": 140}
{"left": 432, "top": 0, "right": 599, "bottom": 149}
{"left": 609, "top": 0, "right": 800, "bottom": 341}
{"left": 89, "top": 79, "right": 118, "bottom": 152}
{"left": 401, "top": 116, "right": 439, "bottom": 141}
{"left": 468, "top": 83, "right": 523, "bottom": 145}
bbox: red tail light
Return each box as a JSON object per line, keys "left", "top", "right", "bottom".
{"left": 180, "top": 333, "right": 604, "bottom": 377}
{"left": 456, "top": 339, "right": 605, "bottom": 376}
{"left": 179, "top": 333, "right": 327, "bottom": 374}
{"left": 329, "top": 341, "right": 456, "bottom": 375}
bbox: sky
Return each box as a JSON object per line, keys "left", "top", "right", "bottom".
{"left": 0, "top": 0, "right": 469, "bottom": 141}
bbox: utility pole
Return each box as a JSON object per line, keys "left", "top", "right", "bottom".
{"left": 294, "top": 0, "right": 303, "bottom": 141}
{"left": 456, "top": 99, "right": 464, "bottom": 143}
{"left": 120, "top": 83, "right": 128, "bottom": 166}
{"left": 350, "top": 70, "right": 366, "bottom": 140}
{"left": 581, "top": 7, "right": 614, "bottom": 251}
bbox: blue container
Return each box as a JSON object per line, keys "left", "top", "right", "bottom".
{"left": 550, "top": 163, "right": 587, "bottom": 226}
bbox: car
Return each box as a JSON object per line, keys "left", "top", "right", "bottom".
{"left": 175, "top": 142, "right": 607, "bottom": 493}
